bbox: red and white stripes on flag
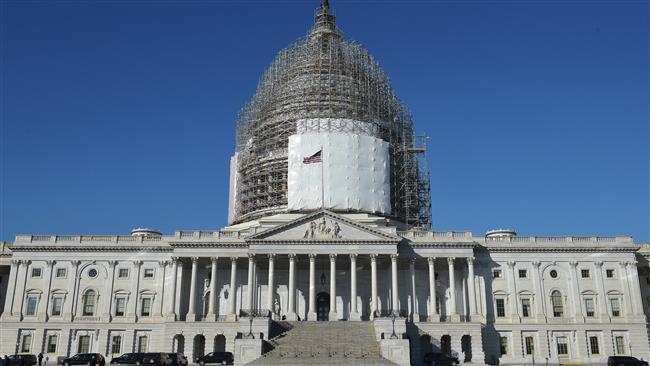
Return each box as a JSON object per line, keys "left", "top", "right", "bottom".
{"left": 303, "top": 149, "right": 322, "bottom": 164}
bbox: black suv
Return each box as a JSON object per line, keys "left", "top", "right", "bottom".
{"left": 62, "top": 354, "right": 105, "bottom": 366}
{"left": 110, "top": 354, "right": 169, "bottom": 366}
{"left": 608, "top": 356, "right": 649, "bottom": 366}
{"left": 165, "top": 354, "right": 187, "bottom": 366}
{"left": 194, "top": 352, "right": 234, "bottom": 366}
{"left": 5, "top": 355, "right": 37, "bottom": 366}
{"left": 423, "top": 353, "right": 460, "bottom": 366}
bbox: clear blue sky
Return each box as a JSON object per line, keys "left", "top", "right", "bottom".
{"left": 1, "top": 0, "right": 648, "bottom": 242}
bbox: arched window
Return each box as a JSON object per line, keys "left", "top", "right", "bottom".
{"left": 551, "top": 290, "right": 563, "bottom": 317}
{"left": 82, "top": 290, "right": 97, "bottom": 316}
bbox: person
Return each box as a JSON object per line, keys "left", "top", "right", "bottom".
{"left": 3, "top": 355, "right": 8, "bottom": 366}
{"left": 37, "top": 354, "right": 43, "bottom": 366}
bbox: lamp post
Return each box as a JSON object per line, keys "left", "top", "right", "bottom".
{"left": 390, "top": 311, "right": 398, "bottom": 339}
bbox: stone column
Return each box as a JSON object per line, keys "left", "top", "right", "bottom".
{"left": 157, "top": 260, "right": 167, "bottom": 318}
{"left": 207, "top": 257, "right": 218, "bottom": 320}
{"left": 409, "top": 258, "right": 419, "bottom": 322}
{"left": 127, "top": 260, "right": 142, "bottom": 321}
{"left": 627, "top": 261, "right": 644, "bottom": 316}
{"left": 350, "top": 254, "right": 360, "bottom": 321}
{"left": 102, "top": 260, "right": 118, "bottom": 321}
{"left": 1, "top": 260, "right": 19, "bottom": 319}
{"left": 166, "top": 257, "right": 179, "bottom": 320}
{"left": 227, "top": 257, "right": 238, "bottom": 321}
{"left": 65, "top": 260, "right": 80, "bottom": 321}
{"left": 246, "top": 254, "right": 255, "bottom": 311}
{"left": 569, "top": 261, "right": 583, "bottom": 322}
{"left": 15, "top": 260, "right": 30, "bottom": 318}
{"left": 308, "top": 254, "right": 316, "bottom": 320}
{"left": 619, "top": 261, "right": 634, "bottom": 316}
{"left": 506, "top": 261, "right": 519, "bottom": 322}
{"left": 391, "top": 254, "right": 399, "bottom": 314}
{"left": 448, "top": 257, "right": 459, "bottom": 321}
{"left": 37, "top": 260, "right": 55, "bottom": 321}
{"left": 287, "top": 254, "right": 297, "bottom": 321}
{"left": 370, "top": 254, "right": 378, "bottom": 319}
{"left": 467, "top": 258, "right": 478, "bottom": 320}
{"left": 532, "top": 261, "right": 546, "bottom": 321}
{"left": 185, "top": 257, "right": 199, "bottom": 321}
{"left": 594, "top": 261, "right": 608, "bottom": 319}
{"left": 427, "top": 257, "right": 438, "bottom": 322}
{"left": 329, "top": 254, "right": 338, "bottom": 320}
{"left": 267, "top": 254, "right": 275, "bottom": 318}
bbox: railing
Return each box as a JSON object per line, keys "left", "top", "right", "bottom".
{"left": 239, "top": 309, "right": 271, "bottom": 318}
{"left": 375, "top": 309, "right": 408, "bottom": 318}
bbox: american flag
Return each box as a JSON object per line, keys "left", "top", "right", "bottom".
{"left": 303, "top": 150, "right": 322, "bottom": 164}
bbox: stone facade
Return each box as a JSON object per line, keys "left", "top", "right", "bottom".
{"left": 0, "top": 212, "right": 649, "bottom": 365}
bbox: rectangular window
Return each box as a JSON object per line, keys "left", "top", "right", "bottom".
{"left": 51, "top": 297, "right": 63, "bottom": 316}
{"left": 611, "top": 298, "right": 621, "bottom": 317}
{"left": 140, "top": 298, "right": 152, "bottom": 317}
{"left": 606, "top": 269, "right": 615, "bottom": 278}
{"left": 118, "top": 268, "right": 129, "bottom": 278}
{"left": 21, "top": 334, "right": 32, "bottom": 353}
{"left": 589, "top": 336, "right": 600, "bottom": 355}
{"left": 499, "top": 336, "right": 508, "bottom": 355}
{"left": 56, "top": 268, "right": 67, "bottom": 278}
{"left": 493, "top": 270, "right": 502, "bottom": 279}
{"left": 31, "top": 268, "right": 42, "bottom": 278}
{"left": 518, "top": 269, "right": 527, "bottom": 278}
{"left": 615, "top": 336, "right": 626, "bottom": 355}
{"left": 521, "top": 299, "right": 531, "bottom": 318}
{"left": 581, "top": 269, "right": 590, "bottom": 278}
{"left": 556, "top": 336, "right": 568, "bottom": 355}
{"left": 26, "top": 296, "right": 38, "bottom": 316}
{"left": 524, "top": 336, "right": 534, "bottom": 355}
{"left": 584, "top": 298, "right": 595, "bottom": 317}
{"left": 496, "top": 299, "right": 506, "bottom": 317}
{"left": 115, "top": 298, "right": 126, "bottom": 317}
{"left": 78, "top": 335, "right": 90, "bottom": 353}
{"left": 143, "top": 269, "right": 154, "bottom": 278}
{"left": 138, "top": 336, "right": 148, "bottom": 352}
{"left": 47, "top": 335, "right": 58, "bottom": 353}
{"left": 111, "top": 335, "right": 122, "bottom": 354}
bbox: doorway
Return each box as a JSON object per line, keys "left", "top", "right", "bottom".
{"left": 316, "top": 292, "right": 330, "bottom": 321}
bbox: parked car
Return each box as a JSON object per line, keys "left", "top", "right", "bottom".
{"left": 62, "top": 354, "right": 105, "bottom": 366}
{"left": 5, "top": 355, "right": 37, "bottom": 366}
{"left": 608, "top": 356, "right": 649, "bottom": 366}
{"left": 423, "top": 352, "right": 460, "bottom": 366}
{"left": 110, "top": 354, "right": 169, "bottom": 366}
{"left": 194, "top": 352, "right": 234, "bottom": 366}
{"left": 165, "top": 354, "right": 187, "bottom": 366}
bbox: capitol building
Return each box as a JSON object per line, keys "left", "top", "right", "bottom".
{"left": 1, "top": 2, "right": 649, "bottom": 365}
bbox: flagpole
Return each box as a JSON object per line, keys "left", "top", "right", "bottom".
{"left": 320, "top": 145, "right": 324, "bottom": 210}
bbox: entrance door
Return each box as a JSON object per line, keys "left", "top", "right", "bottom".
{"left": 316, "top": 292, "right": 330, "bottom": 321}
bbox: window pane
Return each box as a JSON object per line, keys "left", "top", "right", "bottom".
{"left": 521, "top": 299, "right": 530, "bottom": 317}
{"left": 115, "top": 298, "right": 125, "bottom": 316}
{"left": 83, "top": 291, "right": 96, "bottom": 316}
{"left": 52, "top": 297, "right": 62, "bottom": 316}
{"left": 31, "top": 268, "right": 41, "bottom": 277}
{"left": 557, "top": 336, "right": 568, "bottom": 355}
{"left": 525, "top": 336, "right": 534, "bottom": 355}
{"left": 78, "top": 335, "right": 90, "bottom": 353}
{"left": 56, "top": 268, "right": 67, "bottom": 278}
{"left": 111, "top": 335, "right": 122, "bottom": 354}
{"left": 585, "top": 299, "right": 594, "bottom": 317}
{"left": 496, "top": 299, "right": 505, "bottom": 317}
{"left": 499, "top": 337, "right": 508, "bottom": 355}
{"left": 47, "top": 335, "right": 58, "bottom": 353}
{"left": 611, "top": 298, "right": 621, "bottom": 317}
{"left": 551, "top": 291, "right": 563, "bottom": 317}
{"left": 138, "top": 336, "right": 148, "bottom": 352}
{"left": 141, "top": 298, "right": 151, "bottom": 316}
{"left": 26, "top": 297, "right": 38, "bottom": 316}
{"left": 21, "top": 335, "right": 32, "bottom": 353}
{"left": 581, "top": 269, "right": 589, "bottom": 278}
{"left": 615, "top": 336, "right": 626, "bottom": 355}
{"left": 119, "top": 269, "right": 129, "bottom": 278}
{"left": 589, "top": 336, "right": 600, "bottom": 355}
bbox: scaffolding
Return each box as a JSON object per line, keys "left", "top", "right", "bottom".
{"left": 232, "top": 2, "right": 432, "bottom": 228}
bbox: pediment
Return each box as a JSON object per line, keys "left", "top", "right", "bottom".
{"left": 246, "top": 210, "right": 400, "bottom": 243}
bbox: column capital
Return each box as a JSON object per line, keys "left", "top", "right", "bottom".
{"left": 10, "top": 259, "right": 21, "bottom": 266}
{"left": 132, "top": 259, "right": 143, "bottom": 267}
{"left": 627, "top": 260, "right": 638, "bottom": 267}
{"left": 466, "top": 257, "right": 474, "bottom": 265}
{"left": 157, "top": 260, "right": 168, "bottom": 267}
{"left": 532, "top": 261, "right": 541, "bottom": 268}
{"left": 506, "top": 260, "right": 516, "bottom": 268}
{"left": 409, "top": 258, "right": 416, "bottom": 265}
{"left": 569, "top": 260, "right": 578, "bottom": 268}
{"left": 594, "top": 260, "right": 604, "bottom": 267}
{"left": 618, "top": 261, "right": 628, "bottom": 267}
{"left": 46, "top": 260, "right": 56, "bottom": 267}
{"left": 390, "top": 254, "right": 398, "bottom": 261}
{"left": 170, "top": 256, "right": 179, "bottom": 263}
{"left": 247, "top": 254, "right": 255, "bottom": 261}
{"left": 329, "top": 253, "right": 337, "bottom": 261}
{"left": 369, "top": 254, "right": 378, "bottom": 262}
{"left": 288, "top": 253, "right": 297, "bottom": 260}
{"left": 447, "top": 257, "right": 455, "bottom": 265}
{"left": 108, "top": 260, "right": 118, "bottom": 267}
{"left": 230, "top": 257, "right": 238, "bottom": 263}
{"left": 189, "top": 257, "right": 199, "bottom": 264}
{"left": 70, "top": 260, "right": 81, "bottom": 267}
{"left": 427, "top": 257, "right": 436, "bottom": 264}
{"left": 210, "top": 257, "right": 219, "bottom": 264}
{"left": 349, "top": 253, "right": 358, "bottom": 260}
{"left": 268, "top": 253, "right": 276, "bottom": 261}
{"left": 308, "top": 253, "right": 316, "bottom": 260}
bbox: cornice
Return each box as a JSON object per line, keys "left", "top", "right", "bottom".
{"left": 483, "top": 245, "right": 639, "bottom": 253}
{"left": 9, "top": 246, "right": 172, "bottom": 252}
{"left": 247, "top": 239, "right": 398, "bottom": 245}
{"left": 169, "top": 241, "right": 248, "bottom": 248}
{"left": 408, "top": 241, "right": 477, "bottom": 249}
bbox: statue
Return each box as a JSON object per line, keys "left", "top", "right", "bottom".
{"left": 318, "top": 217, "right": 327, "bottom": 233}
{"left": 321, "top": 0, "right": 330, "bottom": 13}
{"left": 332, "top": 222, "right": 341, "bottom": 238}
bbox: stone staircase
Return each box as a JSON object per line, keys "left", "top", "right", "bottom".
{"left": 248, "top": 321, "right": 397, "bottom": 365}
